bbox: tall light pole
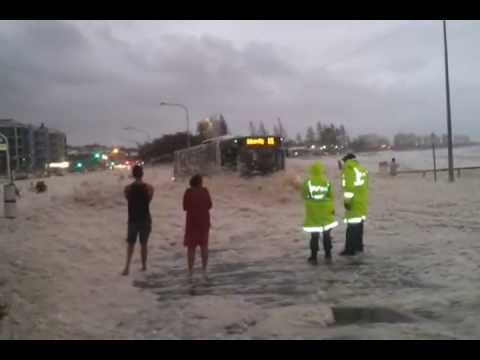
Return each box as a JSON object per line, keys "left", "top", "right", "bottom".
{"left": 160, "top": 102, "right": 190, "bottom": 148}
{"left": 122, "top": 126, "right": 152, "bottom": 142}
{"left": 443, "top": 20, "right": 455, "bottom": 182}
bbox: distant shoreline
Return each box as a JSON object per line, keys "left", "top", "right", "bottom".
{"left": 350, "top": 143, "right": 480, "bottom": 155}
{"left": 390, "top": 143, "right": 479, "bottom": 153}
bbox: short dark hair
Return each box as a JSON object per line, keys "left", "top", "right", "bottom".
{"left": 342, "top": 153, "right": 356, "bottom": 162}
{"left": 132, "top": 165, "right": 144, "bottom": 179}
{"left": 189, "top": 174, "right": 202, "bottom": 187}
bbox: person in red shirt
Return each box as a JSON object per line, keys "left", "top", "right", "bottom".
{"left": 183, "top": 174, "right": 212, "bottom": 282}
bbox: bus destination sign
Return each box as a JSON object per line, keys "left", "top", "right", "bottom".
{"left": 245, "top": 137, "right": 276, "bottom": 146}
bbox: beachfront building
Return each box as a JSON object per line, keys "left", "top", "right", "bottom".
{"left": 49, "top": 129, "right": 67, "bottom": 163}
{"left": 453, "top": 135, "right": 470, "bottom": 145}
{"left": 393, "top": 133, "right": 418, "bottom": 148}
{"left": 0, "top": 119, "right": 35, "bottom": 173}
{"left": 0, "top": 119, "right": 67, "bottom": 173}
{"left": 34, "top": 123, "right": 50, "bottom": 171}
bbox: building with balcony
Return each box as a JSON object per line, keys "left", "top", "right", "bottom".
{"left": 0, "top": 119, "right": 67, "bottom": 173}
{"left": 0, "top": 119, "right": 35, "bottom": 173}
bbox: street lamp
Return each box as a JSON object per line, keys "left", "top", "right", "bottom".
{"left": 122, "top": 126, "right": 152, "bottom": 142}
{"left": 160, "top": 102, "right": 190, "bottom": 148}
{"left": 443, "top": 20, "right": 454, "bottom": 183}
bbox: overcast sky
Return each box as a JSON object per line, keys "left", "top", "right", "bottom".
{"left": 0, "top": 20, "right": 479, "bottom": 146}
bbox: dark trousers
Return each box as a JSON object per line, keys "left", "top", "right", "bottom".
{"left": 345, "top": 221, "right": 364, "bottom": 254}
{"left": 310, "top": 230, "right": 332, "bottom": 259}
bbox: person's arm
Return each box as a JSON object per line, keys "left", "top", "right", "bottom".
{"left": 326, "top": 181, "right": 334, "bottom": 202}
{"left": 206, "top": 189, "right": 212, "bottom": 210}
{"left": 326, "top": 180, "right": 335, "bottom": 215}
{"left": 301, "top": 180, "right": 310, "bottom": 200}
{"left": 124, "top": 185, "right": 130, "bottom": 200}
{"left": 146, "top": 184, "right": 154, "bottom": 201}
{"left": 183, "top": 189, "right": 189, "bottom": 212}
{"left": 342, "top": 168, "right": 355, "bottom": 209}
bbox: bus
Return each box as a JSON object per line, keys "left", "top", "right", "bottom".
{"left": 173, "top": 135, "right": 286, "bottom": 178}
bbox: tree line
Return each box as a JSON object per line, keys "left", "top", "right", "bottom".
{"left": 139, "top": 114, "right": 230, "bottom": 163}
{"left": 138, "top": 114, "right": 398, "bottom": 163}
{"left": 289, "top": 122, "right": 349, "bottom": 152}
{"left": 248, "top": 118, "right": 288, "bottom": 139}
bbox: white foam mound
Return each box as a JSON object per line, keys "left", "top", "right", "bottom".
{"left": 2, "top": 153, "right": 480, "bottom": 339}
{"left": 72, "top": 178, "right": 127, "bottom": 209}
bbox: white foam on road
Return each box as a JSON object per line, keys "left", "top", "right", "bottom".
{"left": 1, "top": 151, "right": 480, "bottom": 339}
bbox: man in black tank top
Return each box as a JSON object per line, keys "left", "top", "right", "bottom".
{"left": 122, "top": 165, "right": 154, "bottom": 276}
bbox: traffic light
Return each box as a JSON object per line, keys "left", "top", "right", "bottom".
{"left": 93, "top": 152, "right": 101, "bottom": 160}
{"left": 76, "top": 162, "right": 83, "bottom": 169}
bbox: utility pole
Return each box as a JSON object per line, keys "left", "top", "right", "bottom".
{"left": 443, "top": 20, "right": 455, "bottom": 182}
{"left": 431, "top": 133, "right": 437, "bottom": 183}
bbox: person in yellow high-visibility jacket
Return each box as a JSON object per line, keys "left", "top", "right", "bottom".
{"left": 340, "top": 153, "right": 369, "bottom": 256}
{"left": 300, "top": 162, "right": 338, "bottom": 264}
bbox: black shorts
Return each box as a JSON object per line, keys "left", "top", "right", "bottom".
{"left": 127, "top": 222, "right": 151, "bottom": 245}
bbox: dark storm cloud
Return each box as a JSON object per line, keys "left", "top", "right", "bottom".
{"left": 0, "top": 22, "right": 275, "bottom": 144}
{"left": 242, "top": 42, "right": 295, "bottom": 77}
{"left": 0, "top": 21, "right": 96, "bottom": 82}
{"left": 0, "top": 20, "right": 479, "bottom": 145}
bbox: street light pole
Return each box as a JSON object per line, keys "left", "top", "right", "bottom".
{"left": 443, "top": 20, "right": 455, "bottom": 183}
{"left": 160, "top": 102, "right": 190, "bottom": 149}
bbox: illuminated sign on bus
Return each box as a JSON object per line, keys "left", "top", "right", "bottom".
{"left": 245, "top": 137, "right": 277, "bottom": 146}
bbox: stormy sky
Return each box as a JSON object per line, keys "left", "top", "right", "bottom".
{"left": 0, "top": 20, "right": 479, "bottom": 146}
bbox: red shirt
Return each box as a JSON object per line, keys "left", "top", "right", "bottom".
{"left": 183, "top": 186, "right": 212, "bottom": 246}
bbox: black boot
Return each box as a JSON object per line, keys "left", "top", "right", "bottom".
{"left": 340, "top": 224, "right": 357, "bottom": 256}
{"left": 357, "top": 221, "right": 365, "bottom": 253}
{"left": 309, "top": 233, "right": 320, "bottom": 265}
{"left": 323, "top": 230, "right": 333, "bottom": 264}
